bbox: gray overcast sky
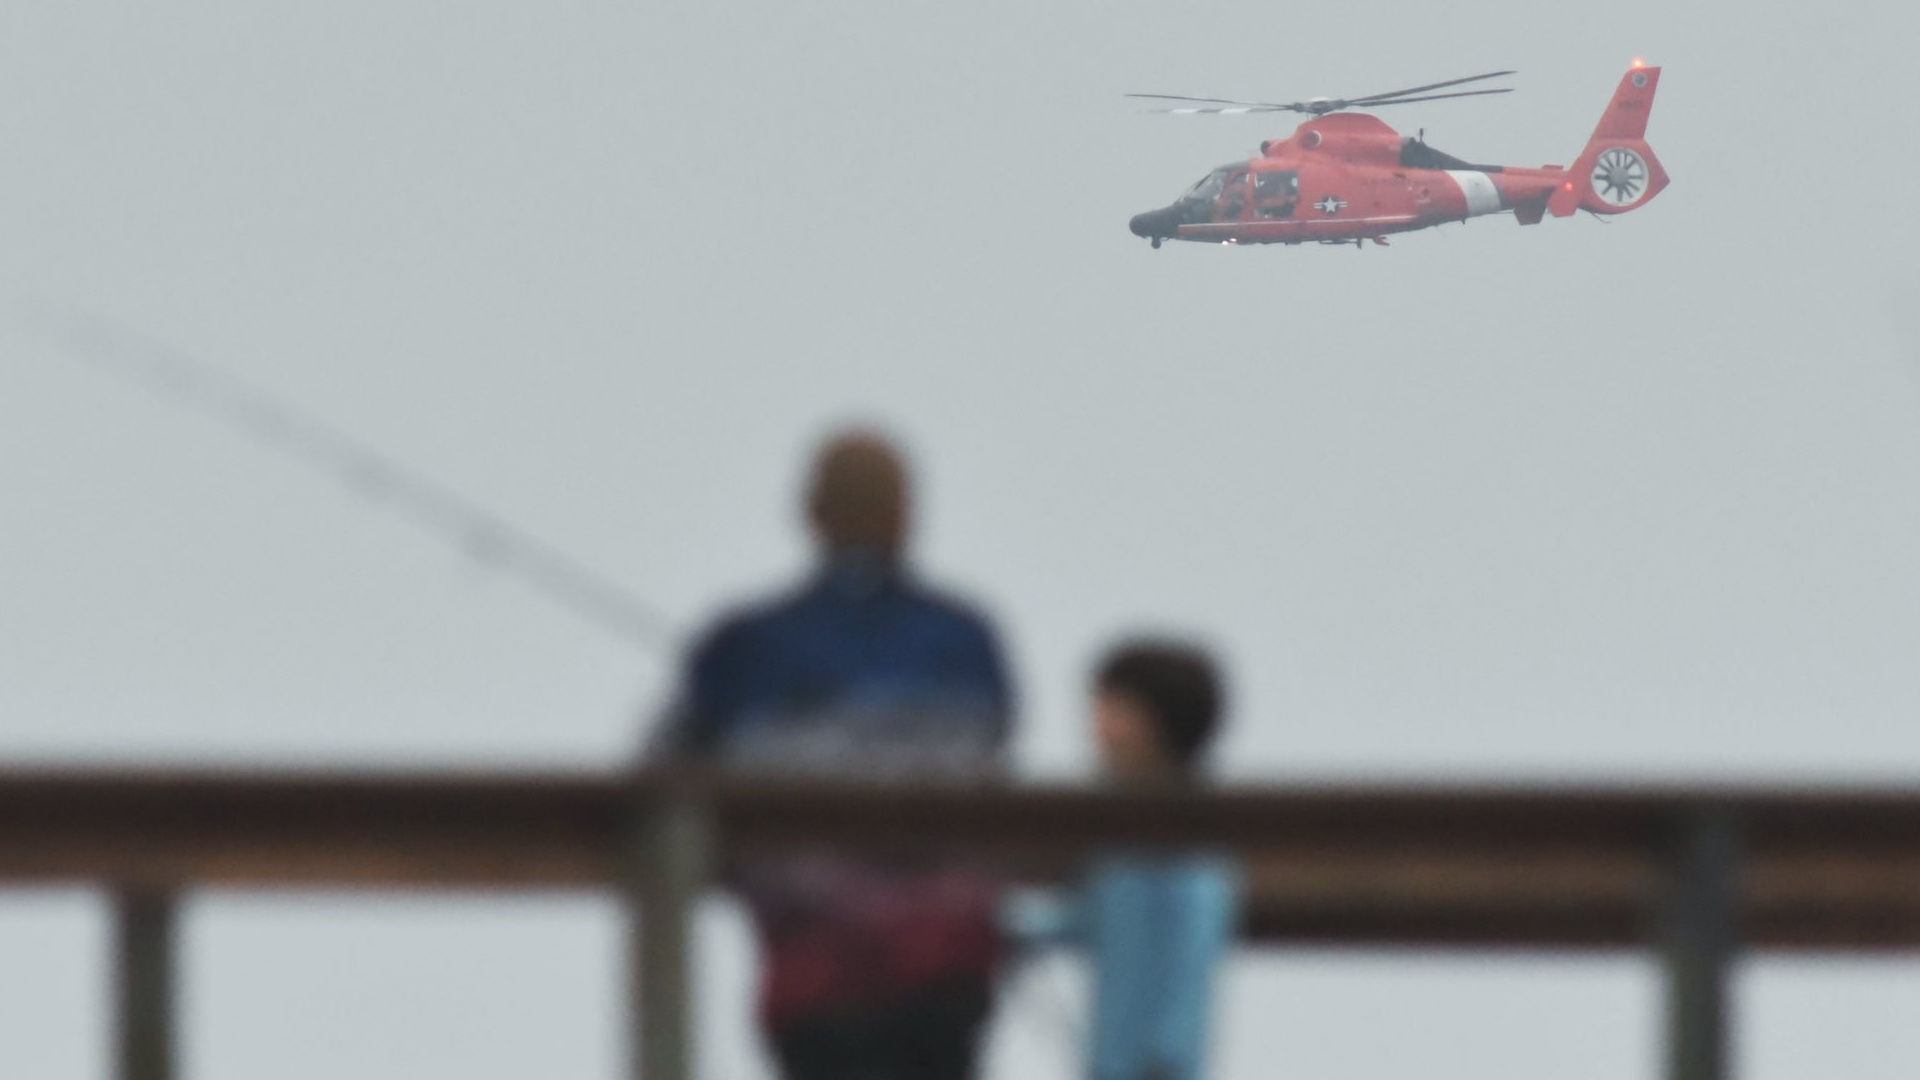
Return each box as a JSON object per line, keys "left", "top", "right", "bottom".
{"left": 4, "top": 0, "right": 1919, "bottom": 1076}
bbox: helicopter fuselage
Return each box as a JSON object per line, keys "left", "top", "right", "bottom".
{"left": 1129, "top": 66, "right": 1668, "bottom": 248}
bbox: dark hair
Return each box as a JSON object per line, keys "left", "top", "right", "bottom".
{"left": 805, "top": 429, "right": 910, "bottom": 555}
{"left": 1095, "top": 640, "right": 1225, "bottom": 767}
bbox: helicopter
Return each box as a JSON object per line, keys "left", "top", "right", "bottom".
{"left": 1127, "top": 63, "right": 1667, "bottom": 248}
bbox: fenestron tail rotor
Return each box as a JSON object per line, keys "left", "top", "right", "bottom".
{"left": 1591, "top": 147, "right": 1649, "bottom": 205}
{"left": 1127, "top": 69, "right": 1515, "bottom": 117}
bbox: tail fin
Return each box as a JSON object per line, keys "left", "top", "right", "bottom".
{"left": 1549, "top": 64, "right": 1670, "bottom": 217}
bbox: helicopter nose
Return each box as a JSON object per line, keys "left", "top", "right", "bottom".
{"left": 1130, "top": 208, "right": 1177, "bottom": 241}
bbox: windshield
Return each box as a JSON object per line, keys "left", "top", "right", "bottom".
{"left": 1180, "top": 166, "right": 1234, "bottom": 205}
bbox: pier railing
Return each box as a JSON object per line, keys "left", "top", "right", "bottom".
{"left": 8, "top": 767, "right": 1920, "bottom": 1080}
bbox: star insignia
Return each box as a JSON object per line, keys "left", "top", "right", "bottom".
{"left": 1314, "top": 195, "right": 1347, "bottom": 215}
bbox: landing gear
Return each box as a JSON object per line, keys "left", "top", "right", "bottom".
{"left": 1151, "top": 237, "right": 1163, "bottom": 249}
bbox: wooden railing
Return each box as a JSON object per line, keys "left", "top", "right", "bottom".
{"left": 8, "top": 768, "right": 1920, "bottom": 1080}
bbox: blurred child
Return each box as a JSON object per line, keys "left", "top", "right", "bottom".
{"left": 1007, "top": 640, "right": 1241, "bottom": 1080}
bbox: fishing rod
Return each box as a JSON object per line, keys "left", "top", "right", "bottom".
{"left": 46, "top": 312, "right": 677, "bottom": 651}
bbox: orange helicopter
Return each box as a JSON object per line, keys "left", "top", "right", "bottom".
{"left": 1127, "top": 64, "right": 1667, "bottom": 248}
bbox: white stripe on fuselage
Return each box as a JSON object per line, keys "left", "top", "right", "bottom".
{"left": 1444, "top": 170, "right": 1503, "bottom": 217}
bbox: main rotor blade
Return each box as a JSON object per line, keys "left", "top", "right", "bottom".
{"left": 1126, "top": 93, "right": 1300, "bottom": 111}
{"left": 1344, "top": 69, "right": 1515, "bottom": 105}
{"left": 1354, "top": 88, "right": 1514, "bottom": 108}
{"left": 1147, "top": 105, "right": 1295, "bottom": 115}
{"left": 1128, "top": 70, "right": 1514, "bottom": 117}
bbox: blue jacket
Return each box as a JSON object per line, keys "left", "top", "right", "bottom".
{"left": 656, "top": 553, "right": 1014, "bottom": 1024}
{"left": 658, "top": 553, "right": 1011, "bottom": 769}
{"left": 1011, "top": 852, "right": 1241, "bottom": 1080}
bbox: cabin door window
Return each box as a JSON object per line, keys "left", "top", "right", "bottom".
{"left": 1255, "top": 170, "right": 1299, "bottom": 219}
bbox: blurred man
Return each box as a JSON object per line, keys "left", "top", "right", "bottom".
{"left": 1005, "top": 640, "right": 1240, "bottom": 1080}
{"left": 654, "top": 428, "right": 1014, "bottom": 1080}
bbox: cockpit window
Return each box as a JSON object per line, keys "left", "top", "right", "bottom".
{"left": 1217, "top": 169, "right": 1248, "bottom": 218}
{"left": 1175, "top": 164, "right": 1249, "bottom": 223}
{"left": 1181, "top": 167, "right": 1233, "bottom": 205}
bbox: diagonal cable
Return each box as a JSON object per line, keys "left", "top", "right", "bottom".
{"left": 47, "top": 313, "right": 678, "bottom": 651}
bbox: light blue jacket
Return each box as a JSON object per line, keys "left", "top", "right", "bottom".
{"left": 1011, "top": 853, "right": 1241, "bottom": 1080}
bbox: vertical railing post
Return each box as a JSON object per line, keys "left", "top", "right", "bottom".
{"left": 626, "top": 780, "right": 711, "bottom": 1080}
{"left": 1661, "top": 807, "right": 1740, "bottom": 1080}
{"left": 114, "top": 888, "right": 177, "bottom": 1080}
